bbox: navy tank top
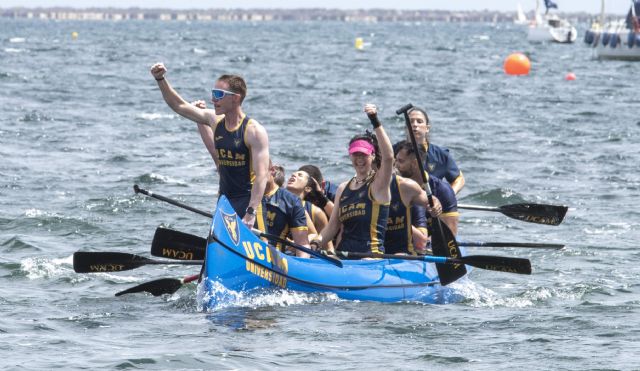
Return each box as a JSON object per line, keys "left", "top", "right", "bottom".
{"left": 214, "top": 115, "right": 253, "bottom": 199}
{"left": 337, "top": 179, "right": 389, "bottom": 254}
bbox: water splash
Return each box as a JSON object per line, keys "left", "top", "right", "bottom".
{"left": 197, "top": 279, "right": 339, "bottom": 313}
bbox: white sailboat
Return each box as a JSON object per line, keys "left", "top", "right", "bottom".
{"left": 515, "top": 3, "right": 529, "bottom": 25}
{"left": 527, "top": 0, "right": 578, "bottom": 43}
{"left": 584, "top": 0, "right": 640, "bottom": 60}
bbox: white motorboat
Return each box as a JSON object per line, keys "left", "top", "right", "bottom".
{"left": 527, "top": 0, "right": 578, "bottom": 43}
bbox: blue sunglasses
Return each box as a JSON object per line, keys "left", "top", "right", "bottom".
{"left": 211, "top": 89, "right": 239, "bottom": 100}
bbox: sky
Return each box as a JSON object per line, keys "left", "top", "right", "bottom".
{"left": 0, "top": 1, "right": 633, "bottom": 15}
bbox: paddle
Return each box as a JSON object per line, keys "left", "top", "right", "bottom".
{"left": 133, "top": 184, "right": 211, "bottom": 218}
{"left": 73, "top": 251, "right": 202, "bottom": 273}
{"left": 151, "top": 227, "right": 207, "bottom": 260}
{"left": 135, "top": 185, "right": 343, "bottom": 267}
{"left": 457, "top": 203, "right": 568, "bottom": 226}
{"left": 458, "top": 240, "right": 564, "bottom": 249}
{"left": 397, "top": 103, "right": 467, "bottom": 286}
{"left": 115, "top": 274, "right": 200, "bottom": 297}
{"left": 336, "top": 252, "right": 531, "bottom": 275}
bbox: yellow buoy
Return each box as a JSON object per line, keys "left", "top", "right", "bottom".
{"left": 503, "top": 53, "right": 530, "bottom": 76}
{"left": 71, "top": 31, "right": 78, "bottom": 40}
{"left": 355, "top": 37, "right": 364, "bottom": 50}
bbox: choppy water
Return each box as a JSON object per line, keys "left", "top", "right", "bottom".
{"left": 1, "top": 19, "right": 639, "bottom": 370}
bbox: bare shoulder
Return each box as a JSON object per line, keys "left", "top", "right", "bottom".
{"left": 245, "top": 118, "right": 268, "bottom": 139}
{"left": 335, "top": 181, "right": 349, "bottom": 198}
{"left": 397, "top": 175, "right": 421, "bottom": 190}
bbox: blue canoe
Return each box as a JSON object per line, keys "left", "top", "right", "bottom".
{"left": 201, "top": 196, "right": 468, "bottom": 309}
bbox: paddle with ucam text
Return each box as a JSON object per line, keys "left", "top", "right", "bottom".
{"left": 72, "top": 251, "right": 203, "bottom": 273}
{"left": 72, "top": 251, "right": 203, "bottom": 296}
{"left": 134, "top": 185, "right": 343, "bottom": 268}
{"left": 397, "top": 103, "right": 467, "bottom": 286}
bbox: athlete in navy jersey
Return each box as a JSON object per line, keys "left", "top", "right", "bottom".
{"left": 258, "top": 187, "right": 308, "bottom": 252}
{"left": 150, "top": 63, "right": 269, "bottom": 229}
{"left": 424, "top": 175, "right": 458, "bottom": 235}
{"left": 406, "top": 107, "right": 465, "bottom": 194}
{"left": 384, "top": 174, "right": 430, "bottom": 255}
{"left": 214, "top": 115, "right": 253, "bottom": 207}
{"left": 256, "top": 163, "right": 310, "bottom": 257}
{"left": 336, "top": 179, "right": 389, "bottom": 254}
{"left": 312, "top": 104, "right": 395, "bottom": 257}
{"left": 394, "top": 140, "right": 459, "bottom": 236}
{"left": 286, "top": 170, "right": 330, "bottom": 235}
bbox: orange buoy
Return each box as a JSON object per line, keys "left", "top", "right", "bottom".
{"left": 503, "top": 53, "right": 531, "bottom": 76}
{"left": 565, "top": 72, "right": 576, "bottom": 81}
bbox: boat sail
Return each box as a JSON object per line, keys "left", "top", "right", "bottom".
{"left": 515, "top": 3, "right": 529, "bottom": 25}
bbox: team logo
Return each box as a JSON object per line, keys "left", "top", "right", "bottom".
{"left": 221, "top": 211, "right": 240, "bottom": 246}
{"left": 234, "top": 138, "right": 242, "bottom": 147}
{"left": 391, "top": 202, "right": 400, "bottom": 212}
{"left": 428, "top": 163, "right": 436, "bottom": 172}
{"left": 215, "top": 136, "right": 224, "bottom": 141}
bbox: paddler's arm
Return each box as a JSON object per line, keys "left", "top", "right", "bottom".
{"left": 449, "top": 171, "right": 465, "bottom": 195}
{"left": 306, "top": 177, "right": 334, "bottom": 216}
{"left": 191, "top": 100, "right": 219, "bottom": 169}
{"left": 411, "top": 225, "right": 429, "bottom": 251}
{"left": 311, "top": 183, "right": 346, "bottom": 254}
{"left": 242, "top": 121, "right": 269, "bottom": 228}
{"left": 364, "top": 104, "right": 393, "bottom": 203}
{"left": 150, "top": 62, "right": 217, "bottom": 127}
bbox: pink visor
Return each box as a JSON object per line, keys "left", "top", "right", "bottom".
{"left": 348, "top": 139, "right": 375, "bottom": 155}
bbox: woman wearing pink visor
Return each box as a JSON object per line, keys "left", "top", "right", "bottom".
{"left": 310, "top": 104, "right": 394, "bottom": 257}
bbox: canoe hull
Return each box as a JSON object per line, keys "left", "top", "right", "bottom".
{"left": 202, "top": 196, "right": 466, "bottom": 309}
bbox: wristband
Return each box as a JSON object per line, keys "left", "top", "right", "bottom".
{"left": 368, "top": 114, "right": 381, "bottom": 129}
{"left": 155, "top": 77, "right": 165, "bottom": 81}
{"left": 316, "top": 193, "right": 329, "bottom": 209}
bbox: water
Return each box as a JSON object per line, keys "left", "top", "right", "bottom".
{"left": 1, "top": 19, "right": 639, "bottom": 370}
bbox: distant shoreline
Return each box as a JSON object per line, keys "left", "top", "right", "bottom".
{"left": 0, "top": 7, "right": 612, "bottom": 23}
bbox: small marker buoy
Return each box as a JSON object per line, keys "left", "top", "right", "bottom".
{"left": 71, "top": 31, "right": 78, "bottom": 40}
{"left": 565, "top": 72, "right": 576, "bottom": 81}
{"left": 355, "top": 37, "right": 364, "bottom": 50}
{"left": 503, "top": 53, "right": 530, "bottom": 76}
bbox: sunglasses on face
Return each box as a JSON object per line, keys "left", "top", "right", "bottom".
{"left": 211, "top": 89, "right": 239, "bottom": 101}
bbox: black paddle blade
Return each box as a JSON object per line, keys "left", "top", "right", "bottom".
{"left": 459, "top": 255, "right": 532, "bottom": 275}
{"left": 115, "top": 278, "right": 183, "bottom": 297}
{"left": 73, "top": 252, "right": 150, "bottom": 273}
{"left": 500, "top": 203, "right": 568, "bottom": 226}
{"left": 431, "top": 221, "right": 467, "bottom": 286}
{"left": 151, "top": 227, "right": 206, "bottom": 260}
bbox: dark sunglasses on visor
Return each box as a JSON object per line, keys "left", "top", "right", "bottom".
{"left": 211, "top": 89, "right": 239, "bottom": 100}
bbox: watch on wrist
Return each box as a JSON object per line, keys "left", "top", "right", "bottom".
{"left": 245, "top": 206, "right": 256, "bottom": 216}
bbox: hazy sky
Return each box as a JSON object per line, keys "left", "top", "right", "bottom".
{"left": 0, "top": 1, "right": 632, "bottom": 15}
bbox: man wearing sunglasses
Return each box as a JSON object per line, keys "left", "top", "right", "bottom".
{"left": 150, "top": 62, "right": 269, "bottom": 230}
